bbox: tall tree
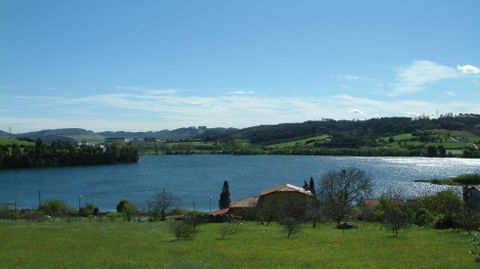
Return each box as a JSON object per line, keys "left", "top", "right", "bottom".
{"left": 303, "top": 180, "right": 309, "bottom": 190}
{"left": 319, "top": 168, "right": 373, "bottom": 224}
{"left": 147, "top": 190, "right": 181, "bottom": 220}
{"left": 219, "top": 180, "right": 231, "bottom": 209}
{"left": 309, "top": 177, "right": 316, "bottom": 196}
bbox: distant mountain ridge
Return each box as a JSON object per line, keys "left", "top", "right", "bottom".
{"left": 0, "top": 127, "right": 239, "bottom": 143}
{"left": 0, "top": 130, "right": 11, "bottom": 138}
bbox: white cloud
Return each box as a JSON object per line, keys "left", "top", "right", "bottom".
{"left": 3, "top": 90, "right": 480, "bottom": 132}
{"left": 457, "top": 64, "right": 480, "bottom": 74}
{"left": 390, "top": 60, "right": 459, "bottom": 96}
{"left": 336, "top": 75, "right": 372, "bottom": 81}
{"left": 226, "top": 90, "right": 255, "bottom": 95}
{"left": 350, "top": 109, "right": 365, "bottom": 115}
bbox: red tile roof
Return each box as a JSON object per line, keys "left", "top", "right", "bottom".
{"left": 360, "top": 198, "right": 407, "bottom": 208}
{"left": 230, "top": 196, "right": 258, "bottom": 208}
{"left": 209, "top": 208, "right": 230, "bottom": 216}
{"left": 260, "top": 183, "right": 312, "bottom": 197}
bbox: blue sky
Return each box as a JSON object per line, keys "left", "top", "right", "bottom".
{"left": 0, "top": 0, "right": 479, "bottom": 132}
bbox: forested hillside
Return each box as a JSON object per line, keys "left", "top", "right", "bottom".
{"left": 228, "top": 114, "right": 480, "bottom": 145}
{"left": 0, "top": 139, "right": 138, "bottom": 169}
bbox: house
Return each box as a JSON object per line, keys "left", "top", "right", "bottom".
{"left": 210, "top": 183, "right": 313, "bottom": 219}
{"left": 463, "top": 186, "right": 480, "bottom": 211}
{"left": 258, "top": 183, "right": 313, "bottom": 207}
{"left": 210, "top": 196, "right": 258, "bottom": 219}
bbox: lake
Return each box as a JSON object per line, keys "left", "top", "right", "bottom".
{"left": 1, "top": 155, "right": 480, "bottom": 211}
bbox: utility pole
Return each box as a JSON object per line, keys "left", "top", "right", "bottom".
{"left": 14, "top": 198, "right": 17, "bottom": 217}
{"left": 78, "top": 194, "right": 82, "bottom": 211}
{"left": 209, "top": 196, "right": 212, "bottom": 213}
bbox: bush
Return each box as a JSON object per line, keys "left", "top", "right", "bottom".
{"left": 470, "top": 233, "right": 480, "bottom": 264}
{"left": 20, "top": 210, "right": 44, "bottom": 221}
{"left": 280, "top": 217, "right": 302, "bottom": 238}
{"left": 414, "top": 208, "right": 434, "bottom": 227}
{"left": 218, "top": 223, "right": 238, "bottom": 239}
{"left": 105, "top": 212, "right": 123, "bottom": 222}
{"left": 433, "top": 214, "right": 461, "bottom": 230}
{"left": 380, "top": 197, "right": 412, "bottom": 235}
{"left": 38, "top": 199, "right": 75, "bottom": 217}
{"left": 453, "top": 173, "right": 480, "bottom": 185}
{"left": 169, "top": 220, "right": 195, "bottom": 240}
{"left": 184, "top": 211, "right": 207, "bottom": 231}
{"left": 79, "top": 203, "right": 99, "bottom": 217}
{"left": 116, "top": 200, "right": 136, "bottom": 220}
{"left": 418, "top": 191, "right": 463, "bottom": 216}
{"left": 0, "top": 208, "right": 12, "bottom": 219}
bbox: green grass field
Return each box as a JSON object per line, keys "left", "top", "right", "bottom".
{"left": 267, "top": 134, "right": 330, "bottom": 149}
{"left": 0, "top": 220, "right": 474, "bottom": 269}
{"left": 0, "top": 139, "right": 35, "bottom": 147}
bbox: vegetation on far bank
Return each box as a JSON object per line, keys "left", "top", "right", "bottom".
{"left": 414, "top": 173, "right": 480, "bottom": 186}
{"left": 2, "top": 114, "right": 480, "bottom": 159}
{"left": 0, "top": 139, "right": 138, "bottom": 169}
{"left": 131, "top": 115, "right": 480, "bottom": 157}
{"left": 131, "top": 127, "right": 480, "bottom": 158}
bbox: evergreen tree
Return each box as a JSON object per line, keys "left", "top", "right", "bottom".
{"left": 303, "top": 180, "right": 309, "bottom": 190}
{"left": 219, "top": 180, "right": 231, "bottom": 209}
{"left": 309, "top": 177, "right": 316, "bottom": 196}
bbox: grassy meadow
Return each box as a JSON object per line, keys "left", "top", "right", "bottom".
{"left": 0, "top": 220, "right": 475, "bottom": 269}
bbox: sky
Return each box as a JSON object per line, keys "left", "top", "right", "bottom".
{"left": 0, "top": 0, "right": 479, "bottom": 132}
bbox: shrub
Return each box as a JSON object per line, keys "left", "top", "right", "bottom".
{"left": 218, "top": 223, "right": 238, "bottom": 239}
{"left": 79, "top": 203, "right": 99, "bottom": 217}
{"left": 38, "top": 199, "right": 75, "bottom": 217}
{"left": 20, "top": 210, "right": 43, "bottom": 221}
{"left": 380, "top": 197, "right": 412, "bottom": 235}
{"left": 433, "top": 214, "right": 461, "bottom": 230}
{"left": 116, "top": 200, "right": 136, "bottom": 220}
{"left": 414, "top": 208, "right": 434, "bottom": 227}
{"left": 168, "top": 220, "right": 195, "bottom": 240}
{"left": 280, "top": 217, "right": 302, "bottom": 238}
{"left": 184, "top": 211, "right": 207, "bottom": 231}
{"left": 105, "top": 212, "right": 123, "bottom": 222}
{"left": 470, "top": 232, "right": 480, "bottom": 264}
{"left": 0, "top": 208, "right": 11, "bottom": 219}
{"left": 453, "top": 173, "right": 480, "bottom": 185}
{"left": 418, "top": 190, "right": 463, "bottom": 216}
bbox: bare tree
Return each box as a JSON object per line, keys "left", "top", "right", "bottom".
{"left": 319, "top": 168, "right": 373, "bottom": 224}
{"left": 147, "top": 190, "right": 181, "bottom": 220}
{"left": 276, "top": 196, "right": 311, "bottom": 238}
{"left": 256, "top": 199, "right": 278, "bottom": 226}
{"left": 281, "top": 217, "right": 301, "bottom": 238}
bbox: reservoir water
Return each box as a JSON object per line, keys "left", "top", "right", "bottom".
{"left": 1, "top": 155, "right": 480, "bottom": 211}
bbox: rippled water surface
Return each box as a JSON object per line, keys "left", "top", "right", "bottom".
{"left": 1, "top": 155, "right": 479, "bottom": 211}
